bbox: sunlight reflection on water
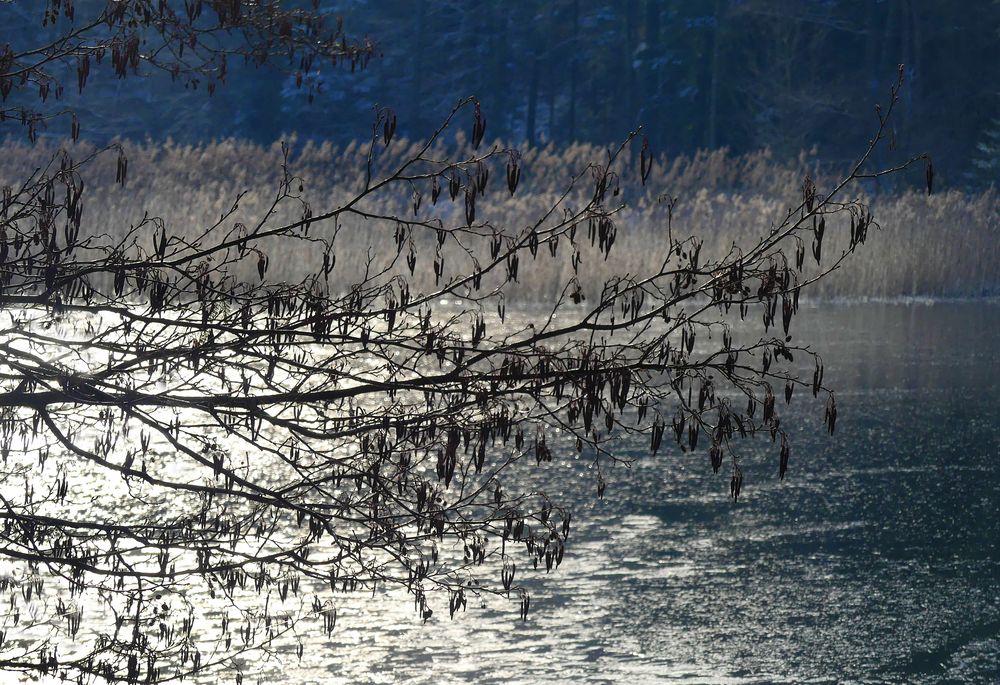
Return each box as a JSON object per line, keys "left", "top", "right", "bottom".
{"left": 240, "top": 303, "right": 1000, "bottom": 683}
{"left": 18, "top": 301, "right": 1000, "bottom": 684}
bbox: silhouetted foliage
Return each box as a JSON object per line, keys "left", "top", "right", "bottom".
{"left": 0, "top": 2, "right": 925, "bottom": 683}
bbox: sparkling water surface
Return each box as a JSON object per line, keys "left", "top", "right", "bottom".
{"left": 14, "top": 301, "right": 999, "bottom": 685}
{"left": 258, "top": 301, "right": 999, "bottom": 685}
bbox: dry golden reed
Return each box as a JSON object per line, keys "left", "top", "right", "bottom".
{"left": 2, "top": 137, "right": 996, "bottom": 302}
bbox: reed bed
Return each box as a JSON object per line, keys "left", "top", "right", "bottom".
{"left": 2, "top": 137, "right": 997, "bottom": 302}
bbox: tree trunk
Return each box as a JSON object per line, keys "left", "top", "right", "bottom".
{"left": 568, "top": 0, "right": 580, "bottom": 143}
{"left": 526, "top": 55, "right": 540, "bottom": 146}
{"left": 410, "top": 0, "right": 427, "bottom": 134}
{"left": 643, "top": 0, "right": 662, "bottom": 142}
{"left": 706, "top": 0, "right": 725, "bottom": 149}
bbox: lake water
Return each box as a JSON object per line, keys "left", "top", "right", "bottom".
{"left": 11, "top": 301, "right": 999, "bottom": 685}
{"left": 225, "top": 300, "right": 997, "bottom": 685}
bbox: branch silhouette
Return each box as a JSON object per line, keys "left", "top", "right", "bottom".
{"left": 0, "top": 3, "right": 924, "bottom": 682}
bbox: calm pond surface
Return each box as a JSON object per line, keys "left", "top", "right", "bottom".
{"left": 226, "top": 300, "right": 997, "bottom": 685}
